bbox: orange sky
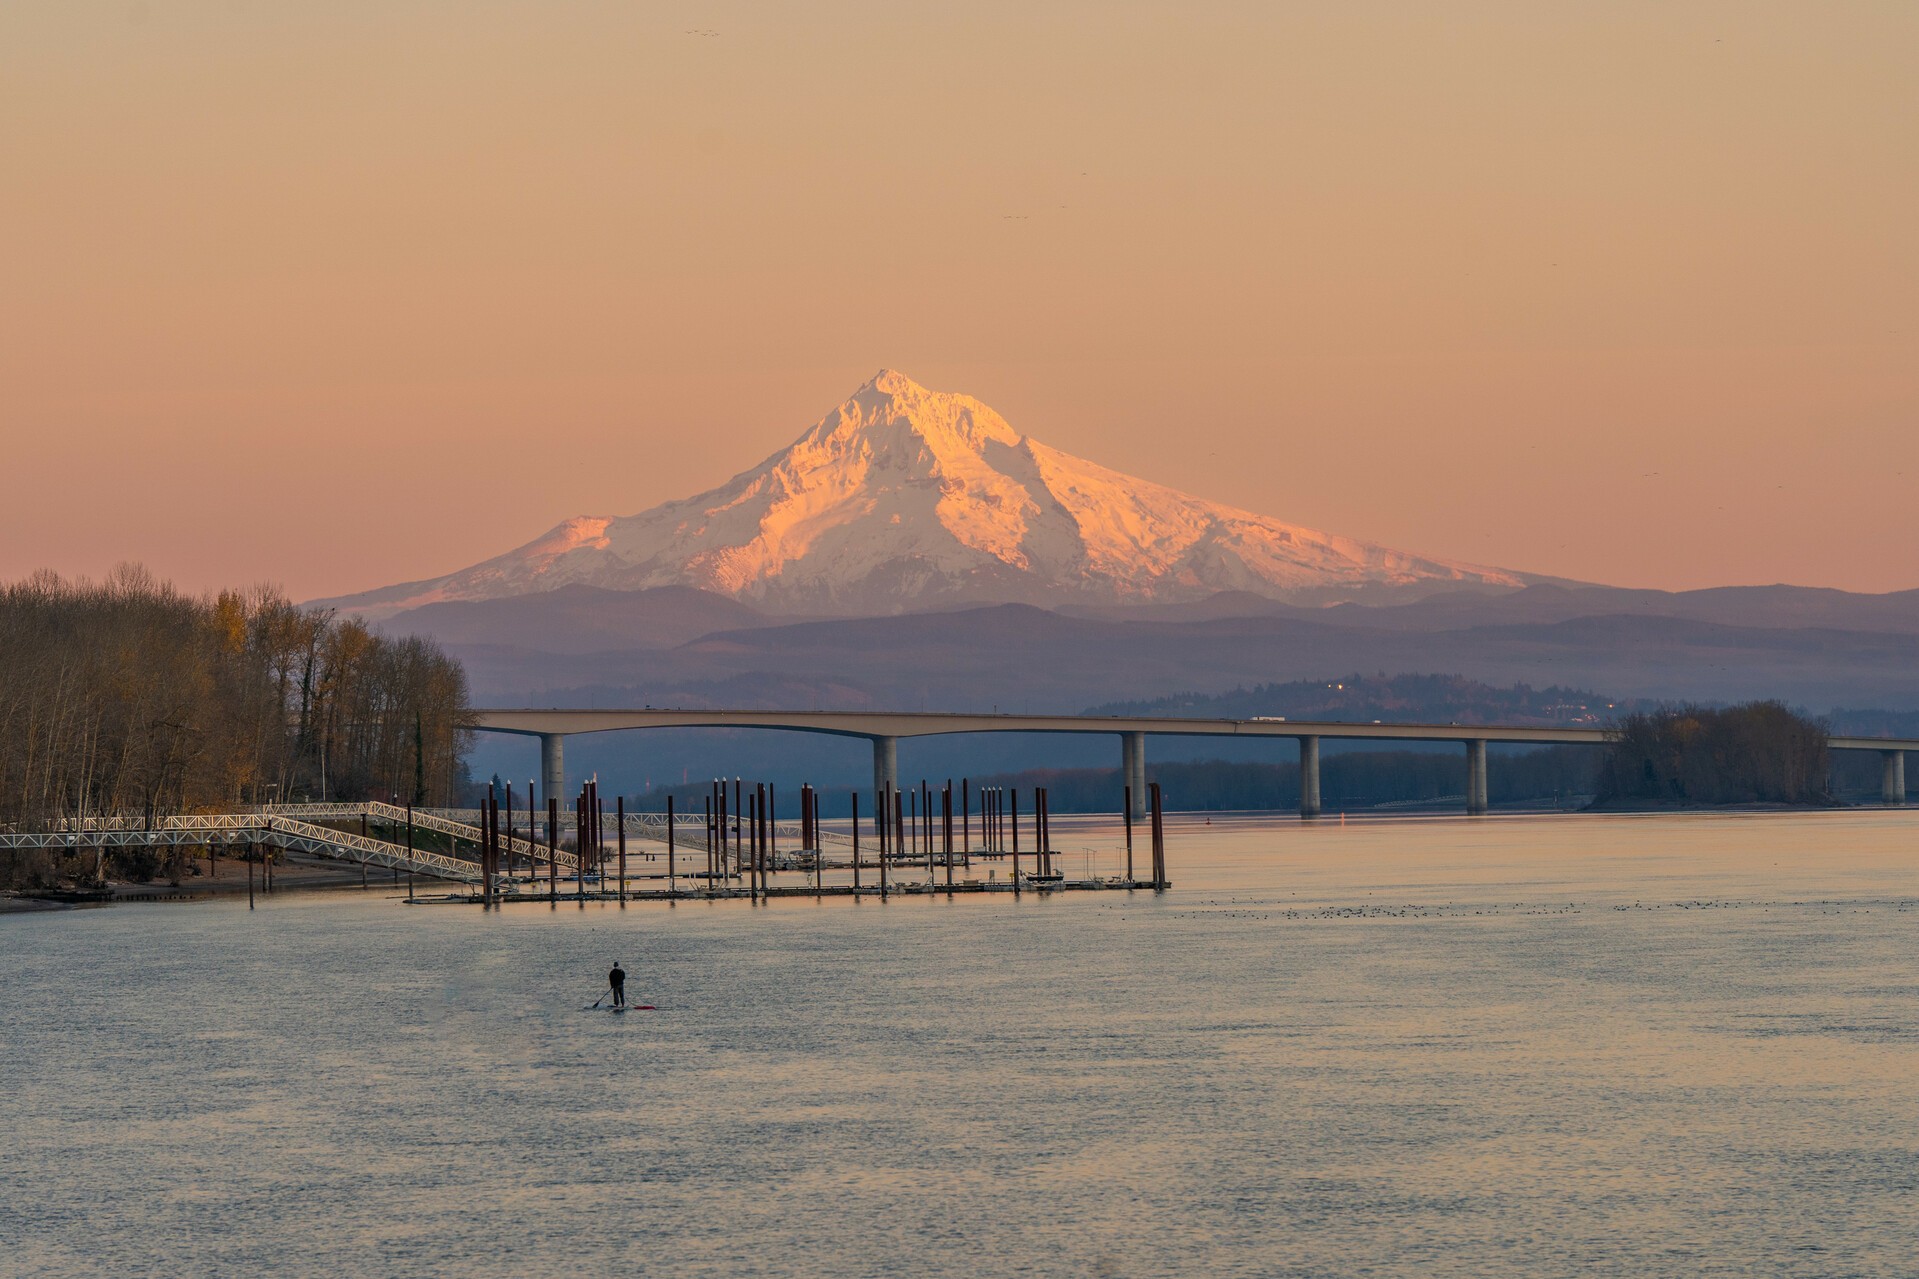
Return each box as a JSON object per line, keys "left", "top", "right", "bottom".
{"left": 4, "top": 2, "right": 1915, "bottom": 600}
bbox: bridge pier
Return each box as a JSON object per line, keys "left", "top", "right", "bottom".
{"left": 1299, "top": 735, "right": 1321, "bottom": 818}
{"left": 1121, "top": 732, "right": 1147, "bottom": 818}
{"left": 872, "top": 736, "right": 898, "bottom": 810}
{"left": 540, "top": 734, "right": 565, "bottom": 807}
{"left": 1466, "top": 739, "right": 1488, "bottom": 815}
{"left": 1884, "top": 750, "right": 1906, "bottom": 806}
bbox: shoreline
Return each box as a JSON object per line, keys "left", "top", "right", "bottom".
{"left": 2, "top": 855, "right": 440, "bottom": 912}
{"left": 8, "top": 803, "right": 1912, "bottom": 913}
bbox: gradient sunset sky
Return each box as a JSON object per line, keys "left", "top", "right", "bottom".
{"left": 4, "top": 2, "right": 1914, "bottom": 599}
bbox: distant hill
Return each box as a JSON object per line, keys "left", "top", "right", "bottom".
{"left": 1067, "top": 582, "right": 1919, "bottom": 635}
{"left": 374, "top": 584, "right": 771, "bottom": 655}
{"left": 1086, "top": 674, "right": 1646, "bottom": 726}
{"left": 428, "top": 597, "right": 1919, "bottom": 716}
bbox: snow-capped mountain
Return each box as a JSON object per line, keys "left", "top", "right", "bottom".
{"left": 318, "top": 370, "right": 1535, "bottom": 618}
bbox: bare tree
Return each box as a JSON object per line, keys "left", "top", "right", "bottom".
{"left": 0, "top": 567, "right": 473, "bottom": 887}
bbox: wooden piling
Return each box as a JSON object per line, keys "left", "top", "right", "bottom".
{"left": 1010, "top": 789, "right": 1021, "bottom": 895}
{"left": 852, "top": 793, "right": 862, "bottom": 891}
{"left": 1124, "top": 784, "right": 1134, "bottom": 882}
{"left": 961, "top": 778, "right": 970, "bottom": 862}
{"left": 922, "top": 782, "right": 933, "bottom": 881}
{"left": 484, "top": 789, "right": 496, "bottom": 908}
{"left": 617, "top": 796, "right": 627, "bottom": 901}
{"left": 1036, "top": 787, "right": 1048, "bottom": 878}
{"left": 1150, "top": 781, "right": 1166, "bottom": 889}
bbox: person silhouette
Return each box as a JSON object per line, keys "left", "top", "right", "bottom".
{"left": 609, "top": 962, "right": 626, "bottom": 1008}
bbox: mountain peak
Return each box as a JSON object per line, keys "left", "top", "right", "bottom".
{"left": 821, "top": 370, "right": 1022, "bottom": 456}
{"left": 314, "top": 371, "right": 1537, "bottom": 618}
{"left": 862, "top": 367, "right": 924, "bottom": 396}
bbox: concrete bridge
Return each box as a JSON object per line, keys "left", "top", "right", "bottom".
{"left": 472, "top": 709, "right": 1919, "bottom": 816}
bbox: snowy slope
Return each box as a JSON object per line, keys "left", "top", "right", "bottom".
{"left": 319, "top": 370, "right": 1531, "bottom": 618}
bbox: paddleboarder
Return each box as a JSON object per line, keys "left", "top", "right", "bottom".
{"left": 608, "top": 961, "right": 627, "bottom": 1008}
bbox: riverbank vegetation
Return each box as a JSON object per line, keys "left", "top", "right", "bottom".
{"left": 1593, "top": 702, "right": 1830, "bottom": 807}
{"left": 1, "top": 566, "right": 471, "bottom": 888}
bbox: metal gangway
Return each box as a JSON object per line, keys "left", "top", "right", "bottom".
{"left": 265, "top": 801, "right": 578, "bottom": 871}
{"left": 2, "top": 812, "right": 483, "bottom": 883}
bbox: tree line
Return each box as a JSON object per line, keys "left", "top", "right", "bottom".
{"left": 2, "top": 566, "right": 472, "bottom": 885}
{"left": 1593, "top": 702, "right": 1830, "bottom": 806}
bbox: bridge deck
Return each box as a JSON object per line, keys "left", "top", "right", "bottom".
{"left": 473, "top": 708, "right": 1919, "bottom": 752}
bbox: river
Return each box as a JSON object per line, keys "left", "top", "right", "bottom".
{"left": 6, "top": 809, "right": 1918, "bottom": 1277}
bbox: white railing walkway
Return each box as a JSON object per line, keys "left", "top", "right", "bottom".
{"left": 3, "top": 812, "right": 481, "bottom": 883}
{"left": 263, "top": 802, "right": 578, "bottom": 871}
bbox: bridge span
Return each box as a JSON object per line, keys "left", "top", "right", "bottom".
{"left": 473, "top": 709, "right": 1919, "bottom": 816}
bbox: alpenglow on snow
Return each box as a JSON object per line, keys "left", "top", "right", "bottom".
{"left": 318, "top": 370, "right": 1533, "bottom": 617}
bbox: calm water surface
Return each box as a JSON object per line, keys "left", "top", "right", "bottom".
{"left": 7, "top": 811, "right": 1919, "bottom": 1277}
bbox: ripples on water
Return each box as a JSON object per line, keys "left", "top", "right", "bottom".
{"left": 6, "top": 811, "right": 1919, "bottom": 1278}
